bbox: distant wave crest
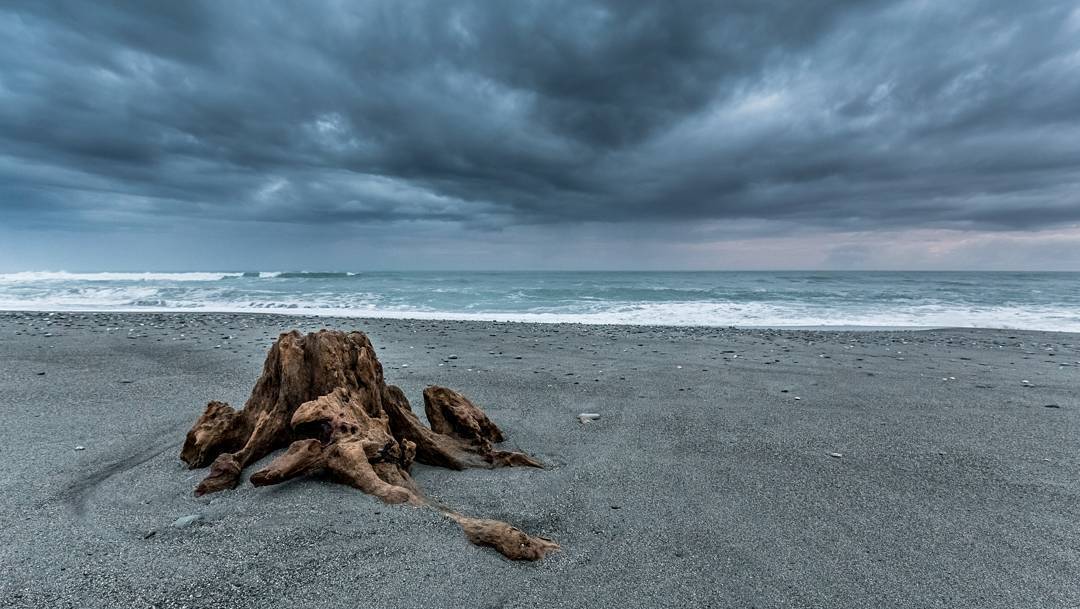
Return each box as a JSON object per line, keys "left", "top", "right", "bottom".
{"left": 0, "top": 271, "right": 246, "bottom": 282}
{"left": 274, "top": 272, "right": 358, "bottom": 279}
{"left": 0, "top": 271, "right": 362, "bottom": 282}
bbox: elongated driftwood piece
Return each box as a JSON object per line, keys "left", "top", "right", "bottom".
{"left": 180, "top": 329, "right": 556, "bottom": 560}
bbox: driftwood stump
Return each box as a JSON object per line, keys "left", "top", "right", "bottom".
{"left": 180, "top": 329, "right": 557, "bottom": 560}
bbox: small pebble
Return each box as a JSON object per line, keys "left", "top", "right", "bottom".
{"left": 74, "top": 445, "right": 85, "bottom": 451}
{"left": 171, "top": 514, "right": 203, "bottom": 529}
{"left": 829, "top": 452, "right": 843, "bottom": 458}
{"left": 577, "top": 413, "right": 601, "bottom": 423}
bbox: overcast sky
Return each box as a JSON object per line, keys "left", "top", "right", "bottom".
{"left": 2, "top": 0, "right": 1079, "bottom": 271}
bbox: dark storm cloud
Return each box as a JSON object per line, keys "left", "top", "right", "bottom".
{"left": 1, "top": 0, "right": 1079, "bottom": 233}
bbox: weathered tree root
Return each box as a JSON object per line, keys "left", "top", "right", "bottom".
{"left": 448, "top": 513, "right": 560, "bottom": 561}
{"left": 180, "top": 329, "right": 557, "bottom": 560}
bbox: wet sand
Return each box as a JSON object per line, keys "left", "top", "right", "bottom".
{"left": 0, "top": 311, "right": 1078, "bottom": 608}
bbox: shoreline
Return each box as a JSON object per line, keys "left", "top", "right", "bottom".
{"left": 2, "top": 308, "right": 1077, "bottom": 335}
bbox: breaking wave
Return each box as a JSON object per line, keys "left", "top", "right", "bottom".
{"left": 0, "top": 270, "right": 1078, "bottom": 331}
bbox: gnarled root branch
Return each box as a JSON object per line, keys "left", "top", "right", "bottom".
{"left": 448, "top": 513, "right": 560, "bottom": 561}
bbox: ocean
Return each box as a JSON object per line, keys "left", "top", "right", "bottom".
{"left": 0, "top": 271, "right": 1078, "bottom": 331}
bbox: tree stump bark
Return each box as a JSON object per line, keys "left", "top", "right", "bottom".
{"left": 179, "top": 329, "right": 557, "bottom": 560}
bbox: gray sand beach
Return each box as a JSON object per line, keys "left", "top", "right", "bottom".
{"left": 1, "top": 311, "right": 1078, "bottom": 608}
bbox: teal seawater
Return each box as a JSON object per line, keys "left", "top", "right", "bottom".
{"left": 0, "top": 271, "right": 1078, "bottom": 330}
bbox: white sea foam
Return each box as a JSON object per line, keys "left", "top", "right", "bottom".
{"left": 0, "top": 287, "right": 162, "bottom": 308}
{"left": 0, "top": 295, "right": 1077, "bottom": 331}
{"left": 0, "top": 271, "right": 245, "bottom": 282}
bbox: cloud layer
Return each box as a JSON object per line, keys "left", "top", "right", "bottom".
{"left": 1, "top": 1, "right": 1079, "bottom": 268}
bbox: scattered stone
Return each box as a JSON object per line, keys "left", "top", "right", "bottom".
{"left": 829, "top": 452, "right": 843, "bottom": 458}
{"left": 578, "top": 413, "right": 601, "bottom": 423}
{"left": 74, "top": 446, "right": 85, "bottom": 451}
{"left": 1044, "top": 404, "right": 1061, "bottom": 409}
{"left": 170, "top": 514, "right": 202, "bottom": 529}
{"left": 36, "top": 371, "right": 45, "bottom": 376}
{"left": 142, "top": 530, "right": 157, "bottom": 539}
